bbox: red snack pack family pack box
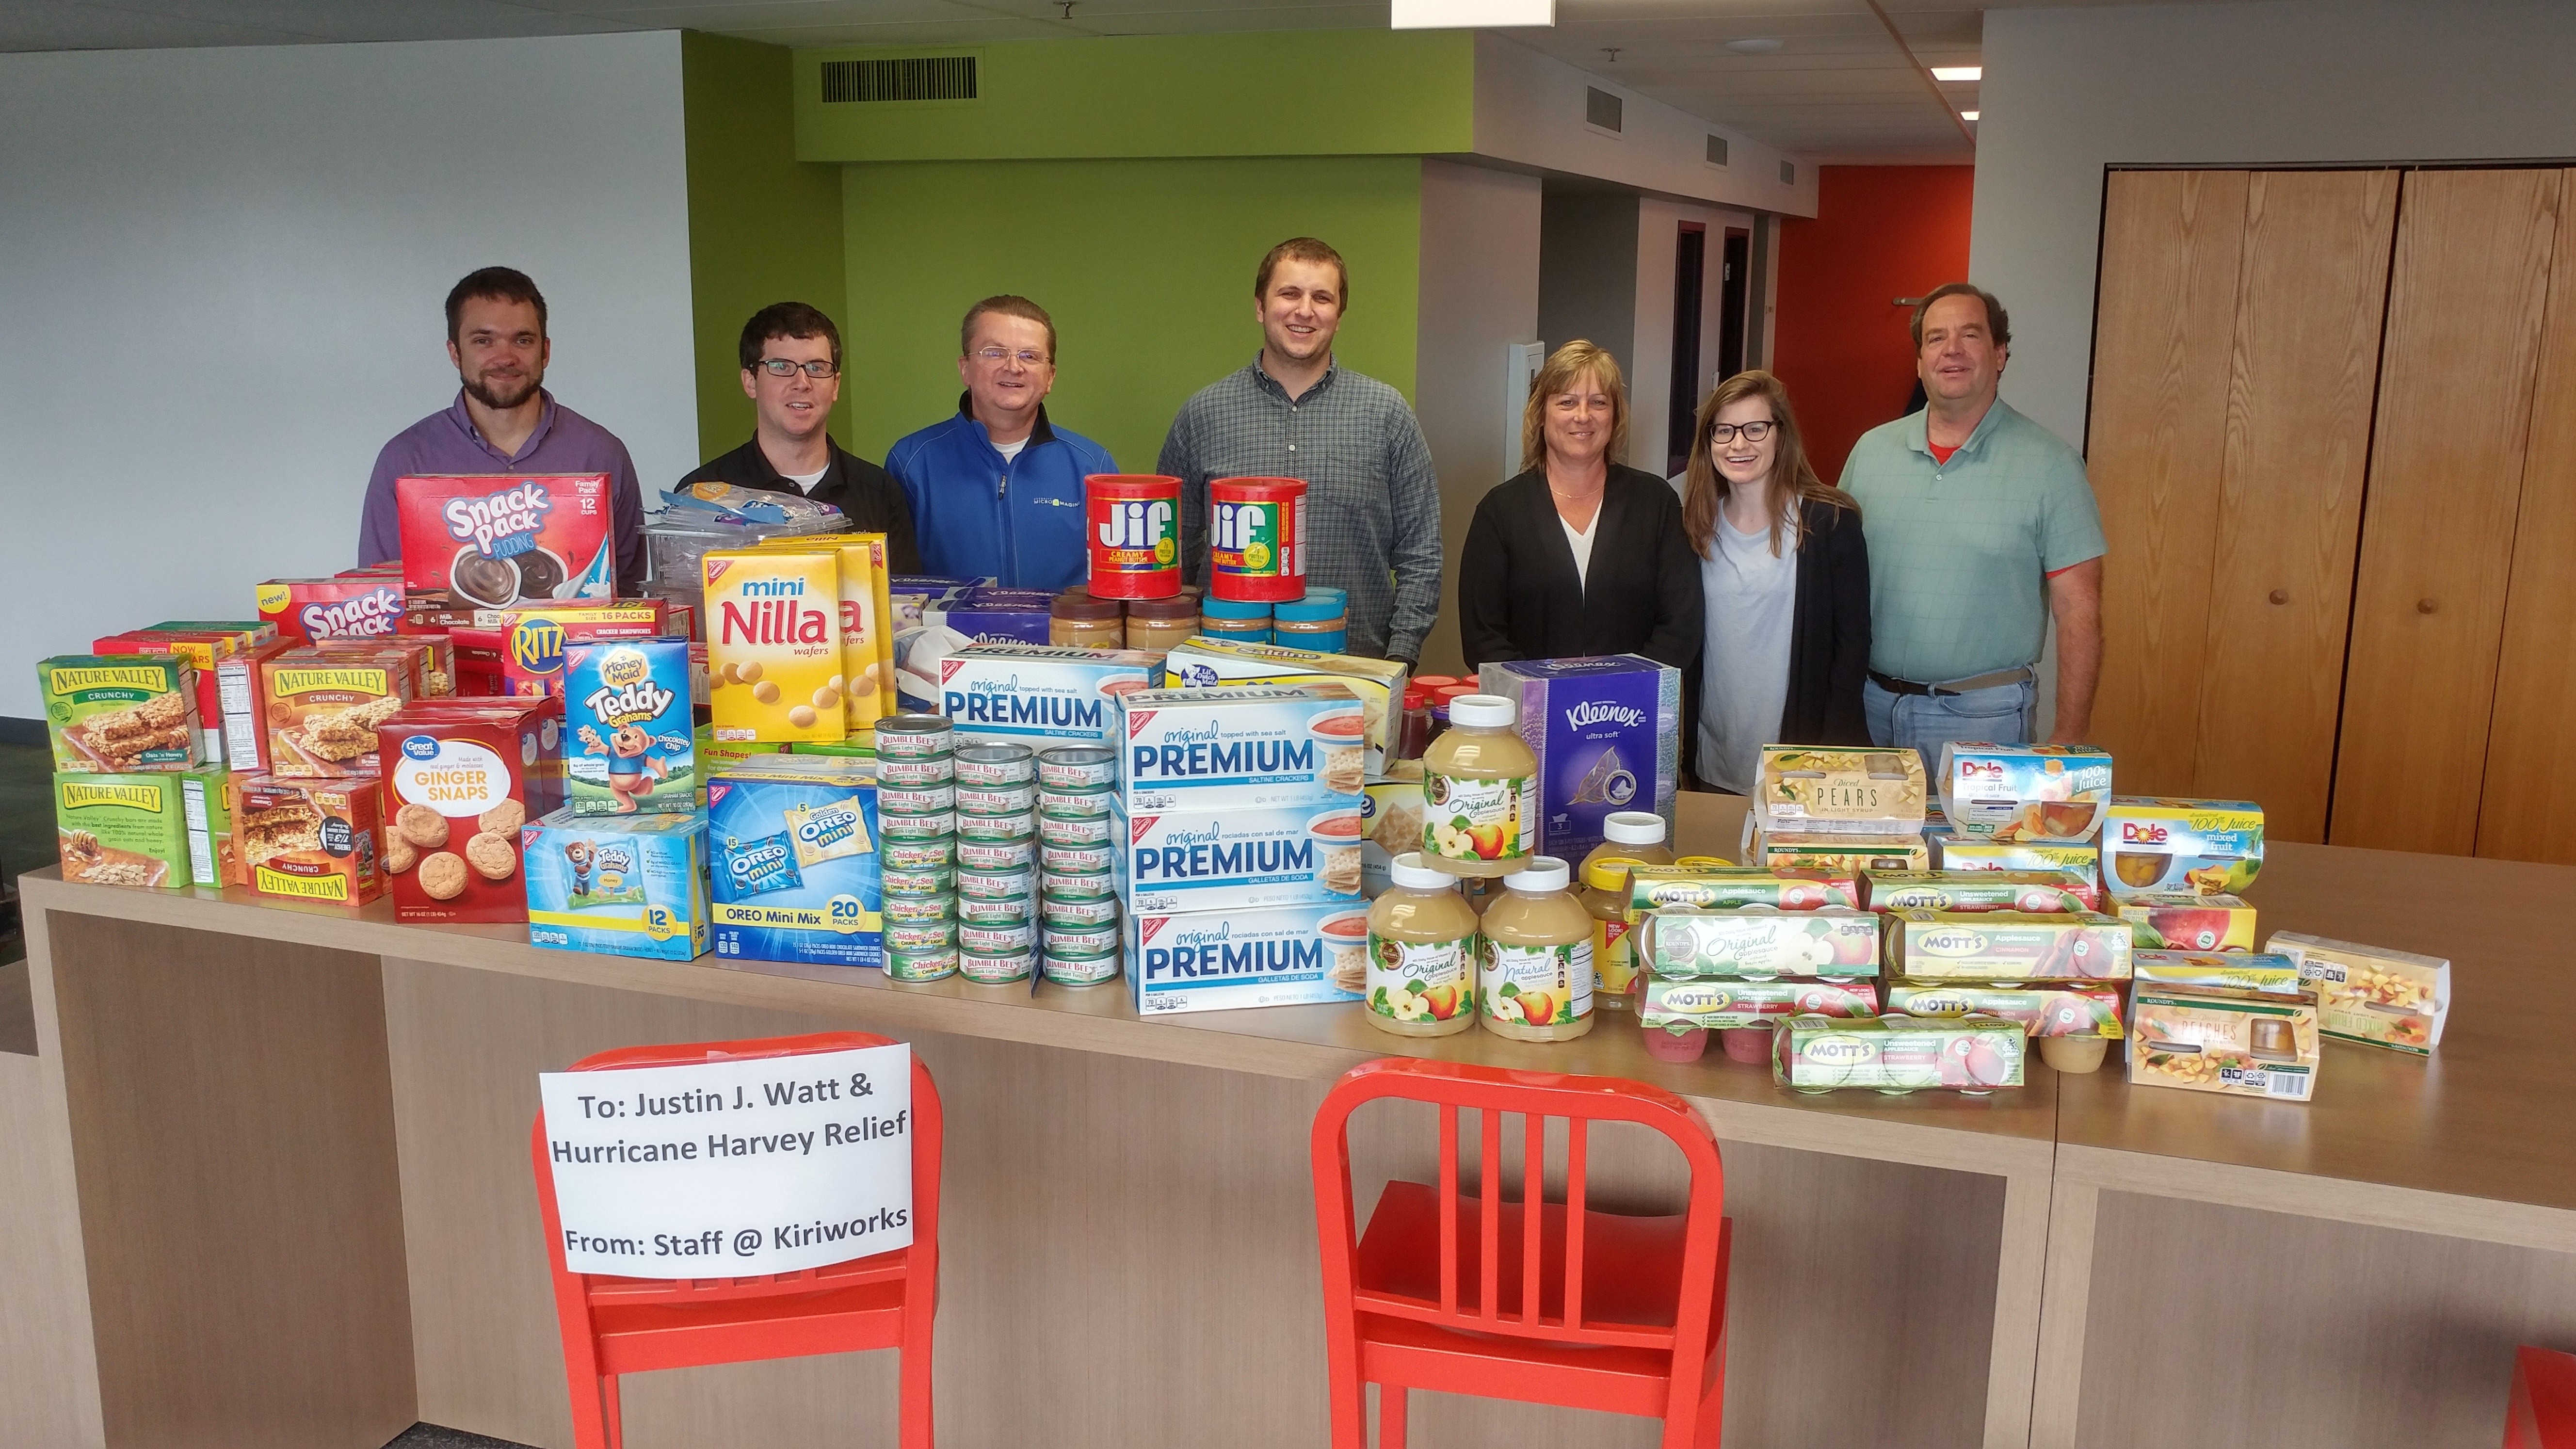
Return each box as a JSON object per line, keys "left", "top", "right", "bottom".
{"left": 375, "top": 699, "right": 563, "bottom": 922}
{"left": 233, "top": 775, "right": 386, "bottom": 906}
{"left": 258, "top": 577, "right": 407, "bottom": 643}
{"left": 396, "top": 473, "right": 615, "bottom": 609}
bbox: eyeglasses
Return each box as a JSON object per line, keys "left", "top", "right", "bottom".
{"left": 755, "top": 358, "right": 839, "bottom": 378}
{"left": 971, "top": 347, "right": 1052, "bottom": 367}
{"left": 1708, "top": 420, "right": 1776, "bottom": 444}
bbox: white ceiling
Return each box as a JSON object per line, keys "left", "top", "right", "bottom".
{"left": 0, "top": 0, "right": 2339, "bottom": 161}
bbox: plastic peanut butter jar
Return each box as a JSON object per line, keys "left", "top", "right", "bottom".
{"left": 1578, "top": 810, "right": 1674, "bottom": 1011}
{"left": 1420, "top": 693, "right": 1538, "bottom": 879}
{"left": 1363, "top": 853, "right": 1480, "bottom": 1037}
{"left": 1478, "top": 856, "right": 1595, "bottom": 1042}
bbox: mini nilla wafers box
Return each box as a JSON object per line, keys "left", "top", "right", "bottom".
{"left": 704, "top": 548, "right": 845, "bottom": 744}
{"left": 743, "top": 534, "right": 895, "bottom": 735}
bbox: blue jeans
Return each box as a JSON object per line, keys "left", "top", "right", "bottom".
{"left": 1864, "top": 677, "right": 2037, "bottom": 778}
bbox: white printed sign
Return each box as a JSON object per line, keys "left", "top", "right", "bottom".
{"left": 539, "top": 1043, "right": 913, "bottom": 1276}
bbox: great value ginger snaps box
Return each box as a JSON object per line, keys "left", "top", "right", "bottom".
{"left": 1479, "top": 656, "right": 1681, "bottom": 863}
{"left": 1126, "top": 902, "right": 1369, "bottom": 1016}
{"left": 1118, "top": 684, "right": 1366, "bottom": 811}
{"left": 396, "top": 473, "right": 615, "bottom": 608}
{"left": 375, "top": 701, "right": 559, "bottom": 923}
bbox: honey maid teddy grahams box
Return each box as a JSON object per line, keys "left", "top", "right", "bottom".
{"left": 523, "top": 808, "right": 709, "bottom": 961}
{"left": 1478, "top": 656, "right": 1682, "bottom": 863}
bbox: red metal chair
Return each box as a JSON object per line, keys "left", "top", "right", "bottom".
{"left": 1310, "top": 1057, "right": 1732, "bottom": 1449}
{"left": 2509, "top": 1346, "right": 2576, "bottom": 1448}
{"left": 529, "top": 1030, "right": 941, "bottom": 1449}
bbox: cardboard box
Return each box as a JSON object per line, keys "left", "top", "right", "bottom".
{"left": 150, "top": 619, "right": 277, "bottom": 647}
{"left": 1866, "top": 870, "right": 2100, "bottom": 914}
{"left": 93, "top": 630, "right": 238, "bottom": 763}
{"left": 257, "top": 577, "right": 407, "bottom": 642}
{"left": 1638, "top": 977, "right": 1880, "bottom": 1030}
{"left": 564, "top": 639, "right": 695, "bottom": 816}
{"left": 749, "top": 533, "right": 894, "bottom": 732}
{"left": 1625, "top": 866, "right": 1860, "bottom": 915}
{"left": 1742, "top": 827, "right": 1930, "bottom": 874}
{"left": 235, "top": 776, "right": 386, "bottom": 905}
{"left": 2103, "top": 797, "right": 2263, "bottom": 899}
{"left": 39, "top": 654, "right": 201, "bottom": 773}
{"left": 214, "top": 638, "right": 298, "bottom": 775}
{"left": 54, "top": 772, "right": 189, "bottom": 888}
{"left": 1755, "top": 745, "right": 1927, "bottom": 835}
{"left": 936, "top": 643, "right": 1155, "bottom": 749}
{"left": 261, "top": 650, "right": 411, "bottom": 780}
{"left": 1937, "top": 743, "right": 2114, "bottom": 842}
{"left": 1162, "top": 637, "right": 1409, "bottom": 778}
{"left": 1773, "top": 1014, "right": 2027, "bottom": 1092}
{"left": 177, "top": 767, "right": 237, "bottom": 887}
{"left": 705, "top": 756, "right": 883, "bottom": 968}
{"left": 1127, "top": 902, "right": 1369, "bottom": 1016}
{"left": 477, "top": 603, "right": 670, "bottom": 698}
{"left": 1118, "top": 684, "right": 1366, "bottom": 811}
{"left": 889, "top": 594, "right": 1053, "bottom": 713}
{"left": 2268, "top": 931, "right": 2450, "bottom": 1056}
{"left": 2116, "top": 893, "right": 2257, "bottom": 951}
{"left": 1121, "top": 798, "right": 1364, "bottom": 915}
{"left": 1633, "top": 907, "right": 1881, "bottom": 979}
{"left": 396, "top": 473, "right": 615, "bottom": 607}
{"left": 1930, "top": 832, "right": 2101, "bottom": 882}
{"left": 1883, "top": 981, "right": 2124, "bottom": 1037}
{"left": 2131, "top": 950, "right": 2307, "bottom": 996}
{"left": 704, "top": 548, "right": 847, "bottom": 743}
{"left": 376, "top": 702, "right": 560, "bottom": 922}
{"left": 1478, "top": 655, "right": 1682, "bottom": 862}
{"left": 2128, "top": 982, "right": 2318, "bottom": 1101}
{"left": 523, "top": 808, "right": 709, "bottom": 960}
{"left": 1885, "top": 909, "right": 2133, "bottom": 981}
{"left": 1358, "top": 765, "right": 1424, "bottom": 897}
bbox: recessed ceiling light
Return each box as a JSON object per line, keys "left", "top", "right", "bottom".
{"left": 1960, "top": 111, "right": 1980, "bottom": 121}
{"left": 1727, "top": 37, "right": 1783, "bottom": 54}
{"left": 1931, "top": 66, "right": 1981, "bottom": 81}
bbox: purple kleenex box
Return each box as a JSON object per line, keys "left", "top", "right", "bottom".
{"left": 1479, "top": 656, "right": 1681, "bottom": 862}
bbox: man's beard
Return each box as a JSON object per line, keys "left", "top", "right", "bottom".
{"left": 463, "top": 369, "right": 541, "bottom": 411}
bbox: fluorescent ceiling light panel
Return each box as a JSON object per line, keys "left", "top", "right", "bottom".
{"left": 1931, "top": 66, "right": 1982, "bottom": 81}
{"left": 1960, "top": 111, "right": 1980, "bottom": 121}
{"left": 1391, "top": 0, "right": 1554, "bottom": 27}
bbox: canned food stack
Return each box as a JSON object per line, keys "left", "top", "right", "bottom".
{"left": 1035, "top": 745, "right": 1122, "bottom": 985}
{"left": 952, "top": 742, "right": 1040, "bottom": 984}
{"left": 874, "top": 714, "right": 962, "bottom": 983}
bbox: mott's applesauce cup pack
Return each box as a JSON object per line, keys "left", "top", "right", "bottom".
{"left": 1625, "top": 866, "right": 1860, "bottom": 915}
{"left": 1774, "top": 1014, "right": 2028, "bottom": 1093}
{"left": 2116, "top": 892, "right": 2257, "bottom": 950}
{"left": 395, "top": 473, "right": 615, "bottom": 608}
{"left": 1119, "top": 800, "right": 1364, "bottom": 915}
{"left": 1127, "top": 901, "right": 1368, "bottom": 1015}
{"left": 1883, "top": 982, "right": 2125, "bottom": 1038}
{"left": 54, "top": 772, "right": 191, "bottom": 888}
{"left": 705, "top": 548, "right": 846, "bottom": 744}
{"left": 705, "top": 755, "right": 884, "bottom": 968}
{"left": 41, "top": 655, "right": 203, "bottom": 773}
{"left": 522, "top": 808, "right": 708, "bottom": 960}
{"left": 1162, "top": 637, "right": 1410, "bottom": 778}
{"left": 563, "top": 639, "right": 695, "bottom": 816}
{"left": 1865, "top": 869, "right": 2101, "bottom": 914}
{"left": 938, "top": 644, "right": 1156, "bottom": 749}
{"left": 1639, "top": 978, "right": 1880, "bottom": 1031}
{"left": 1937, "top": 743, "right": 2114, "bottom": 842}
{"left": 2102, "top": 797, "right": 2263, "bottom": 899}
{"left": 2268, "top": 931, "right": 2451, "bottom": 1056}
{"left": 1885, "top": 909, "right": 2133, "bottom": 980}
{"left": 1477, "top": 655, "right": 1681, "bottom": 862}
{"left": 1116, "top": 684, "right": 1366, "bottom": 811}
{"left": 1755, "top": 745, "right": 1927, "bottom": 835}
{"left": 1634, "top": 908, "right": 1881, "bottom": 979}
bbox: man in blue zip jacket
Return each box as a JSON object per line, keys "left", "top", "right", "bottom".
{"left": 885, "top": 295, "right": 1115, "bottom": 590}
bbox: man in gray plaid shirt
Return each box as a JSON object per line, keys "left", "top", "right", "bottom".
{"left": 1158, "top": 237, "right": 1442, "bottom": 667}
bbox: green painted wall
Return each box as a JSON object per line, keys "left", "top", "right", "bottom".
{"left": 681, "top": 32, "right": 851, "bottom": 463}
{"left": 796, "top": 32, "right": 1474, "bottom": 162}
{"left": 837, "top": 155, "right": 1422, "bottom": 478}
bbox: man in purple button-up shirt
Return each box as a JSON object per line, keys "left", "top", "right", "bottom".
{"left": 355, "top": 267, "right": 645, "bottom": 591}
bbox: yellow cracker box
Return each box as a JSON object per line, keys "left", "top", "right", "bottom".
{"left": 704, "top": 548, "right": 845, "bottom": 744}
{"left": 2267, "top": 931, "right": 2450, "bottom": 1057}
{"left": 1162, "top": 637, "right": 1408, "bottom": 778}
{"left": 750, "top": 533, "right": 893, "bottom": 734}
{"left": 2128, "top": 982, "right": 2318, "bottom": 1101}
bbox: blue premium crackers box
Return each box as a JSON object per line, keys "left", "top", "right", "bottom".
{"left": 705, "top": 755, "right": 885, "bottom": 968}
{"left": 522, "top": 808, "right": 708, "bottom": 959}
{"left": 1478, "top": 656, "right": 1681, "bottom": 862}
{"left": 564, "top": 638, "right": 695, "bottom": 816}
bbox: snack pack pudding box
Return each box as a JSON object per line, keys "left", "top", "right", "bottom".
{"left": 523, "top": 808, "right": 709, "bottom": 960}
{"left": 704, "top": 755, "right": 884, "bottom": 969}
{"left": 1117, "top": 684, "right": 1366, "bottom": 811}
{"left": 1937, "top": 743, "right": 2113, "bottom": 842}
{"left": 1884, "top": 909, "right": 2134, "bottom": 980}
{"left": 2127, "top": 982, "right": 2318, "bottom": 1101}
{"left": 374, "top": 700, "right": 561, "bottom": 923}
{"left": 2116, "top": 893, "right": 2257, "bottom": 951}
{"left": 1126, "top": 901, "right": 1369, "bottom": 1015}
{"left": 2268, "top": 931, "right": 2450, "bottom": 1056}
{"left": 1478, "top": 655, "right": 1682, "bottom": 862}
{"left": 1774, "top": 1014, "right": 2027, "bottom": 1093}
{"left": 1755, "top": 745, "right": 1927, "bottom": 835}
{"left": 395, "top": 473, "right": 615, "bottom": 608}
{"left": 1866, "top": 869, "right": 2101, "bottom": 914}
{"left": 2102, "top": 797, "right": 2263, "bottom": 899}
{"left": 1632, "top": 907, "right": 1881, "bottom": 979}
{"left": 1120, "top": 800, "right": 1365, "bottom": 915}
{"left": 258, "top": 577, "right": 406, "bottom": 643}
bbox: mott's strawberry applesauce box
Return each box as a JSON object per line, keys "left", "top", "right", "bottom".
{"left": 258, "top": 577, "right": 406, "bottom": 642}
{"left": 1117, "top": 685, "right": 1367, "bottom": 811}
{"left": 1127, "top": 902, "right": 1369, "bottom": 1015}
{"left": 705, "top": 756, "right": 884, "bottom": 968}
{"left": 1633, "top": 907, "right": 1881, "bottom": 979}
{"left": 1120, "top": 799, "right": 1364, "bottom": 915}
{"left": 1640, "top": 978, "right": 1880, "bottom": 1031}
{"left": 939, "top": 644, "right": 1156, "bottom": 749}
{"left": 2102, "top": 797, "right": 2263, "bottom": 899}
{"left": 1755, "top": 745, "right": 1928, "bottom": 835}
{"left": 396, "top": 474, "right": 614, "bottom": 608}
{"left": 54, "top": 772, "right": 191, "bottom": 888}
{"left": 705, "top": 549, "right": 845, "bottom": 743}
{"left": 40, "top": 655, "right": 202, "bottom": 772}
{"left": 1479, "top": 656, "right": 1682, "bottom": 862}
{"left": 2116, "top": 893, "right": 2257, "bottom": 950}
{"left": 1625, "top": 866, "right": 1860, "bottom": 915}
{"left": 523, "top": 808, "right": 709, "bottom": 960}
{"left": 375, "top": 702, "right": 560, "bottom": 922}
{"left": 1885, "top": 909, "right": 2134, "bottom": 980}
{"left": 1865, "top": 869, "right": 2100, "bottom": 913}
{"left": 1883, "top": 982, "right": 2125, "bottom": 1038}
{"left": 564, "top": 640, "right": 694, "bottom": 816}
{"left": 1774, "top": 1015, "right": 2028, "bottom": 1093}
{"left": 2268, "top": 931, "right": 2451, "bottom": 1056}
{"left": 235, "top": 776, "right": 386, "bottom": 904}
{"left": 2128, "top": 982, "right": 2318, "bottom": 1101}
{"left": 1163, "top": 638, "right": 1410, "bottom": 778}
{"left": 1937, "top": 743, "right": 2114, "bottom": 842}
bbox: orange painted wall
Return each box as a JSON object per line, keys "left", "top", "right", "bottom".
{"left": 1772, "top": 165, "right": 1975, "bottom": 483}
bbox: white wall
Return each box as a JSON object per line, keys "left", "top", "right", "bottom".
{"left": 1974, "top": 0, "right": 2576, "bottom": 448}
{"left": 0, "top": 33, "right": 697, "bottom": 719}
{"left": 1414, "top": 158, "right": 1544, "bottom": 674}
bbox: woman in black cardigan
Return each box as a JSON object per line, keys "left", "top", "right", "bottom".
{"left": 1679, "top": 369, "right": 1871, "bottom": 792}
{"left": 1457, "top": 341, "right": 1703, "bottom": 672}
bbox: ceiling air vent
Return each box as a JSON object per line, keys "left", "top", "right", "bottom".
{"left": 821, "top": 55, "right": 978, "bottom": 104}
{"left": 1585, "top": 86, "right": 1623, "bottom": 133}
{"left": 1780, "top": 159, "right": 1797, "bottom": 184}
{"left": 1706, "top": 135, "right": 1729, "bottom": 167}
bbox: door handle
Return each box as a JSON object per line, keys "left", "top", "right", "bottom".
{"left": 2269, "top": 589, "right": 2289, "bottom": 605}
{"left": 2417, "top": 598, "right": 2439, "bottom": 615}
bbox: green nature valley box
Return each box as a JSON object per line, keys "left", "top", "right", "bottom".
{"left": 55, "top": 772, "right": 190, "bottom": 889}
{"left": 40, "top": 654, "right": 203, "bottom": 773}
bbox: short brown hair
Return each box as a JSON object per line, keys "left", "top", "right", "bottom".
{"left": 1911, "top": 282, "right": 2010, "bottom": 350}
{"left": 960, "top": 295, "right": 1056, "bottom": 361}
{"left": 739, "top": 301, "right": 841, "bottom": 371}
{"left": 1255, "top": 238, "right": 1349, "bottom": 309}
{"left": 1681, "top": 370, "right": 1856, "bottom": 560}
{"left": 445, "top": 266, "right": 545, "bottom": 342}
{"left": 1518, "top": 340, "right": 1628, "bottom": 476}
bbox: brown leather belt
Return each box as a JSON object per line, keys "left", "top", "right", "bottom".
{"left": 1868, "top": 666, "right": 2034, "bottom": 698}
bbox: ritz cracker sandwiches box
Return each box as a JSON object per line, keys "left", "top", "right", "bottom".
{"left": 1478, "top": 655, "right": 1682, "bottom": 862}
{"left": 1126, "top": 902, "right": 1369, "bottom": 1016}
{"left": 705, "top": 548, "right": 846, "bottom": 744}
{"left": 705, "top": 755, "right": 885, "bottom": 969}
{"left": 396, "top": 473, "right": 615, "bottom": 609}
{"left": 563, "top": 639, "right": 695, "bottom": 816}
{"left": 40, "top": 654, "right": 203, "bottom": 773}
{"left": 523, "top": 809, "right": 710, "bottom": 960}
{"left": 939, "top": 644, "right": 1157, "bottom": 750}
{"left": 1117, "top": 684, "right": 1367, "bottom": 811}
{"left": 1120, "top": 799, "right": 1366, "bottom": 916}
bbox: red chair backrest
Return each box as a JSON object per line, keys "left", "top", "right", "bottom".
{"left": 1311, "top": 1057, "right": 1726, "bottom": 1354}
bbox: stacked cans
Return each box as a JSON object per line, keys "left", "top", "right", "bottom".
{"left": 953, "top": 742, "right": 1040, "bottom": 983}
{"left": 875, "top": 715, "right": 961, "bottom": 982}
{"left": 1036, "top": 745, "right": 1122, "bottom": 985}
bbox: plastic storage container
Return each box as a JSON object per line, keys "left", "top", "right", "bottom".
{"left": 1124, "top": 595, "right": 1200, "bottom": 657}
{"left": 1271, "top": 591, "right": 1348, "bottom": 654}
{"left": 1049, "top": 591, "right": 1126, "bottom": 649}
{"left": 1197, "top": 596, "right": 1273, "bottom": 646}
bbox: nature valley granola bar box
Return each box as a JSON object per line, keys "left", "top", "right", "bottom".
{"left": 54, "top": 772, "right": 190, "bottom": 889}
{"left": 93, "top": 630, "right": 238, "bottom": 763}
{"left": 40, "top": 654, "right": 202, "bottom": 773}
{"left": 1479, "top": 655, "right": 1682, "bottom": 863}
{"left": 235, "top": 776, "right": 386, "bottom": 905}
{"left": 261, "top": 650, "right": 411, "bottom": 779}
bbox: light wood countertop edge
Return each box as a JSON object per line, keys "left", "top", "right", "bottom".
{"left": 2054, "top": 1142, "right": 2576, "bottom": 1253}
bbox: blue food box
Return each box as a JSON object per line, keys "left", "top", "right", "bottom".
{"left": 563, "top": 638, "right": 695, "bottom": 816}
{"left": 1119, "top": 797, "right": 1366, "bottom": 915}
{"left": 522, "top": 808, "right": 708, "bottom": 960}
{"left": 1479, "top": 655, "right": 1681, "bottom": 862}
{"left": 1117, "top": 684, "right": 1368, "bottom": 811}
{"left": 705, "top": 755, "right": 884, "bottom": 969}
{"left": 1127, "top": 902, "right": 1370, "bottom": 1016}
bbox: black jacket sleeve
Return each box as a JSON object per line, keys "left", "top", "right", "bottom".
{"left": 880, "top": 485, "right": 924, "bottom": 575}
{"left": 1821, "top": 503, "right": 1873, "bottom": 745}
{"left": 1638, "top": 480, "right": 1706, "bottom": 672}
{"left": 1457, "top": 490, "right": 1520, "bottom": 671}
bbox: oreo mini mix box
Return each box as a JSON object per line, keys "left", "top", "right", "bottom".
{"left": 1479, "top": 656, "right": 1681, "bottom": 862}
{"left": 395, "top": 474, "right": 614, "bottom": 609}
{"left": 705, "top": 756, "right": 884, "bottom": 969}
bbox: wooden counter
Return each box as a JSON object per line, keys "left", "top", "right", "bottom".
{"left": 1, "top": 794, "right": 2567, "bottom": 1449}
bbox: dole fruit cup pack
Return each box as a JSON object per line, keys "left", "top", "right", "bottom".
{"left": 40, "top": 654, "right": 202, "bottom": 773}
{"left": 258, "top": 577, "right": 406, "bottom": 643}
{"left": 1937, "top": 743, "right": 2114, "bottom": 842}
{"left": 1882, "top": 982, "right": 2124, "bottom": 1038}
{"left": 938, "top": 643, "right": 1155, "bottom": 750}
{"left": 1117, "top": 684, "right": 1367, "bottom": 811}
{"left": 375, "top": 701, "right": 562, "bottom": 923}
{"left": 523, "top": 808, "right": 709, "bottom": 960}
{"left": 1884, "top": 908, "right": 2134, "bottom": 980}
{"left": 705, "top": 755, "right": 883, "bottom": 969}
{"left": 2128, "top": 982, "right": 2318, "bottom": 1101}
{"left": 1866, "top": 869, "right": 2100, "bottom": 914}
{"left": 1633, "top": 907, "right": 1880, "bottom": 980}
{"left": 234, "top": 776, "right": 386, "bottom": 905}
{"left": 1162, "top": 637, "right": 1410, "bottom": 778}
{"left": 1774, "top": 1014, "right": 2027, "bottom": 1093}
{"left": 1126, "top": 901, "right": 1368, "bottom": 1016}
{"left": 54, "top": 772, "right": 190, "bottom": 888}
{"left": 1931, "top": 832, "right": 2101, "bottom": 881}
{"left": 2102, "top": 797, "right": 2263, "bottom": 899}
{"left": 261, "top": 649, "right": 412, "bottom": 780}
{"left": 1755, "top": 745, "right": 1927, "bottom": 835}
{"left": 1625, "top": 866, "right": 1860, "bottom": 915}
{"left": 2116, "top": 893, "right": 2257, "bottom": 951}
{"left": 2268, "top": 931, "right": 2450, "bottom": 1057}
{"left": 705, "top": 548, "right": 846, "bottom": 744}
{"left": 1120, "top": 798, "right": 1364, "bottom": 915}
{"left": 563, "top": 639, "right": 695, "bottom": 816}
{"left": 2131, "top": 950, "right": 2308, "bottom": 996}
{"left": 1477, "top": 655, "right": 1681, "bottom": 863}
{"left": 396, "top": 473, "right": 615, "bottom": 608}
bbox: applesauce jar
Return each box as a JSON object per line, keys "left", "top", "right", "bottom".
{"left": 1364, "top": 853, "right": 1479, "bottom": 1037}
{"left": 1478, "top": 857, "right": 1595, "bottom": 1042}
{"left": 1420, "top": 694, "right": 1538, "bottom": 878}
{"left": 1577, "top": 810, "right": 1674, "bottom": 1011}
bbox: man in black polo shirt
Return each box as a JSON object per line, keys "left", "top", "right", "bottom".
{"left": 678, "top": 302, "right": 923, "bottom": 571}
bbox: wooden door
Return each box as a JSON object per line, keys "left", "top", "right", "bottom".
{"left": 2190, "top": 171, "right": 2399, "bottom": 841}
{"left": 2330, "top": 168, "right": 2562, "bottom": 852}
{"left": 2085, "top": 170, "right": 2249, "bottom": 796}
{"left": 2478, "top": 167, "right": 2576, "bottom": 862}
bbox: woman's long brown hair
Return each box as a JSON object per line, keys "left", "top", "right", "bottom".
{"left": 1681, "top": 370, "right": 1856, "bottom": 560}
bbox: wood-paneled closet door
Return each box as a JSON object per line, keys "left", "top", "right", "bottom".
{"left": 2329, "top": 169, "right": 2562, "bottom": 852}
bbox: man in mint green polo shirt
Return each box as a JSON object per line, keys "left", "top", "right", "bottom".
{"left": 1838, "top": 283, "right": 2105, "bottom": 762}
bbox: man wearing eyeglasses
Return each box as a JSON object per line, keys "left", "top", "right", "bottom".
{"left": 678, "top": 302, "right": 922, "bottom": 572}
{"left": 884, "top": 295, "right": 1114, "bottom": 590}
